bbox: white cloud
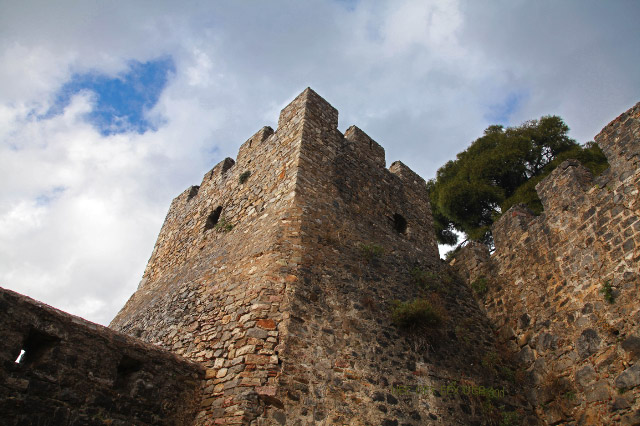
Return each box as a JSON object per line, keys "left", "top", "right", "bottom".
{"left": 381, "top": 0, "right": 463, "bottom": 55}
{"left": 0, "top": 0, "right": 638, "bottom": 324}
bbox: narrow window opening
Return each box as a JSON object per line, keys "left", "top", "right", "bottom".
{"left": 369, "top": 140, "right": 372, "bottom": 149}
{"left": 16, "top": 329, "right": 60, "bottom": 366}
{"left": 393, "top": 213, "right": 407, "bottom": 234}
{"left": 205, "top": 206, "right": 223, "bottom": 231}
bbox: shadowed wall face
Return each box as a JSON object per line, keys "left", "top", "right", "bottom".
{"left": 0, "top": 287, "right": 204, "bottom": 426}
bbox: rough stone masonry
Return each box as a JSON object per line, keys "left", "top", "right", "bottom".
{"left": 109, "top": 88, "right": 536, "bottom": 425}
{"left": 452, "top": 101, "right": 640, "bottom": 425}
{"left": 6, "top": 88, "right": 637, "bottom": 425}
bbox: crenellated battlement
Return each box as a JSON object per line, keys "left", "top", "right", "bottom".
{"left": 148, "top": 89, "right": 434, "bottom": 293}
{"left": 236, "top": 126, "right": 274, "bottom": 165}
{"left": 536, "top": 159, "right": 594, "bottom": 213}
{"left": 277, "top": 87, "right": 338, "bottom": 133}
{"left": 452, "top": 101, "right": 640, "bottom": 425}
{"left": 109, "top": 88, "right": 449, "bottom": 425}
{"left": 344, "top": 125, "right": 386, "bottom": 168}
{"left": 595, "top": 101, "right": 640, "bottom": 176}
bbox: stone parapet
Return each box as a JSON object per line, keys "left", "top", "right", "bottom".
{"left": 0, "top": 287, "right": 204, "bottom": 426}
{"left": 595, "top": 101, "right": 640, "bottom": 176}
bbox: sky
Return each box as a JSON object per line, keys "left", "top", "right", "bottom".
{"left": 1, "top": 0, "right": 639, "bottom": 326}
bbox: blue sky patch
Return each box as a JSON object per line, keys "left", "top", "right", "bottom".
{"left": 47, "top": 57, "right": 175, "bottom": 135}
{"left": 484, "top": 91, "right": 528, "bottom": 126}
{"left": 334, "top": 0, "right": 359, "bottom": 11}
{"left": 35, "top": 186, "right": 67, "bottom": 206}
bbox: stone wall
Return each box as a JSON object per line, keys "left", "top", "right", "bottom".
{"left": 110, "top": 91, "right": 307, "bottom": 424}
{"left": 270, "top": 91, "right": 536, "bottom": 425}
{"left": 111, "top": 88, "right": 537, "bottom": 425}
{"left": 451, "top": 102, "right": 640, "bottom": 425}
{"left": 0, "top": 286, "right": 204, "bottom": 426}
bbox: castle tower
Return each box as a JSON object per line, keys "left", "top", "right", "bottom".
{"left": 110, "top": 89, "right": 528, "bottom": 425}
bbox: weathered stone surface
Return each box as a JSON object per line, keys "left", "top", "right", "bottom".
{"left": 451, "top": 101, "right": 640, "bottom": 425}
{"left": 614, "top": 396, "right": 632, "bottom": 411}
{"left": 576, "top": 329, "right": 601, "bottom": 359}
{"left": 584, "top": 380, "right": 610, "bottom": 402}
{"left": 6, "top": 90, "right": 637, "bottom": 425}
{"left": 0, "top": 287, "right": 204, "bottom": 426}
{"left": 622, "top": 336, "right": 640, "bottom": 359}
{"left": 621, "top": 409, "right": 640, "bottom": 426}
{"left": 575, "top": 365, "right": 597, "bottom": 388}
{"left": 615, "top": 365, "right": 640, "bottom": 389}
{"left": 518, "top": 345, "right": 536, "bottom": 365}
{"left": 107, "top": 88, "right": 536, "bottom": 425}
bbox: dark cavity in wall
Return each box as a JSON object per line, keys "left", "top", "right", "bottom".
{"left": 115, "top": 354, "right": 143, "bottom": 389}
{"left": 205, "top": 206, "right": 223, "bottom": 230}
{"left": 15, "top": 329, "right": 60, "bottom": 366}
{"left": 187, "top": 185, "right": 200, "bottom": 201}
{"left": 393, "top": 213, "right": 407, "bottom": 234}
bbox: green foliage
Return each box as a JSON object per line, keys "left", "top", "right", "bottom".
{"left": 601, "top": 280, "right": 615, "bottom": 304}
{"left": 428, "top": 116, "right": 609, "bottom": 246}
{"left": 239, "top": 170, "right": 251, "bottom": 184}
{"left": 444, "top": 244, "right": 463, "bottom": 262}
{"left": 410, "top": 267, "right": 440, "bottom": 290}
{"left": 359, "top": 243, "right": 384, "bottom": 260}
{"left": 499, "top": 365, "right": 516, "bottom": 384}
{"left": 481, "top": 351, "right": 500, "bottom": 372}
{"left": 214, "top": 217, "right": 234, "bottom": 233}
{"left": 471, "top": 276, "right": 489, "bottom": 296}
{"left": 500, "top": 411, "right": 520, "bottom": 426}
{"left": 426, "top": 179, "right": 459, "bottom": 245}
{"left": 391, "top": 298, "right": 443, "bottom": 328}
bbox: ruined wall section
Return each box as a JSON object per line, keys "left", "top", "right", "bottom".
{"left": 452, "top": 102, "right": 640, "bottom": 425}
{"left": 0, "top": 287, "right": 203, "bottom": 426}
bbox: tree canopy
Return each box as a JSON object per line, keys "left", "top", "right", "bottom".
{"left": 428, "top": 115, "right": 609, "bottom": 247}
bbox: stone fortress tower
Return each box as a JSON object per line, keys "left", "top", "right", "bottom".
{"left": 9, "top": 88, "right": 638, "bottom": 425}
{"left": 109, "top": 88, "right": 532, "bottom": 425}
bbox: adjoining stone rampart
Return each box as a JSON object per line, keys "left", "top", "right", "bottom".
{"left": 0, "top": 286, "right": 204, "bottom": 426}
{"left": 452, "top": 102, "right": 640, "bottom": 425}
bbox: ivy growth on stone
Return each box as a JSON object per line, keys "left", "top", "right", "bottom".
{"left": 214, "top": 217, "right": 234, "bottom": 233}
{"left": 601, "top": 280, "right": 615, "bottom": 304}
{"left": 471, "top": 276, "right": 489, "bottom": 296}
{"left": 500, "top": 410, "right": 521, "bottom": 426}
{"left": 359, "top": 243, "right": 383, "bottom": 261}
{"left": 390, "top": 298, "right": 443, "bottom": 328}
{"left": 239, "top": 171, "right": 251, "bottom": 184}
{"left": 410, "top": 267, "right": 440, "bottom": 291}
